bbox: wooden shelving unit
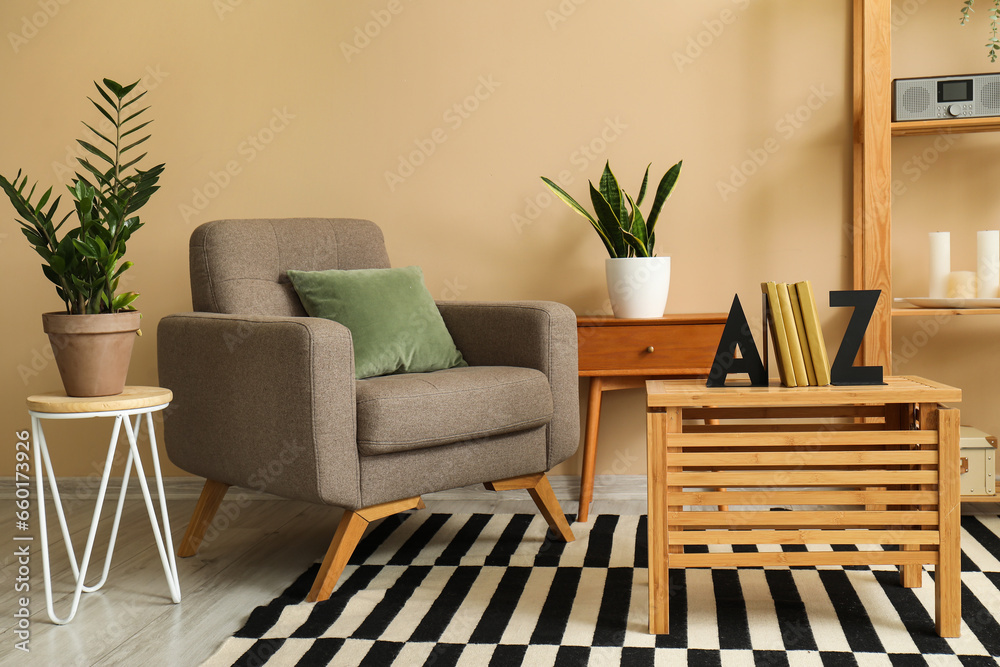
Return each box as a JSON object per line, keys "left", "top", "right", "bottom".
{"left": 854, "top": 0, "right": 1000, "bottom": 502}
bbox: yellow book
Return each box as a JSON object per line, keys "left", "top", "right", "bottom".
{"left": 787, "top": 283, "right": 817, "bottom": 385}
{"left": 794, "top": 280, "right": 831, "bottom": 386}
{"left": 776, "top": 282, "right": 809, "bottom": 386}
{"left": 761, "top": 281, "right": 796, "bottom": 387}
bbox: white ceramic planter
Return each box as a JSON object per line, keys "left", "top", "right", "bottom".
{"left": 605, "top": 256, "right": 671, "bottom": 319}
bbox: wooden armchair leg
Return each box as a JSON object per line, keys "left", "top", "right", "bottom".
{"left": 486, "top": 472, "right": 575, "bottom": 543}
{"left": 178, "top": 479, "right": 230, "bottom": 557}
{"left": 307, "top": 496, "right": 423, "bottom": 603}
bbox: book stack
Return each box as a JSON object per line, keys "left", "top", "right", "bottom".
{"left": 761, "top": 281, "right": 831, "bottom": 387}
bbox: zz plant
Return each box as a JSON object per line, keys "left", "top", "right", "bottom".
{"left": 0, "top": 78, "right": 164, "bottom": 315}
{"left": 542, "top": 160, "right": 682, "bottom": 258}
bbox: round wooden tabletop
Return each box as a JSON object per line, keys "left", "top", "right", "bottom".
{"left": 26, "top": 386, "right": 173, "bottom": 414}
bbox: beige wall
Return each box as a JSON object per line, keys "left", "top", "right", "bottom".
{"left": 1, "top": 1, "right": 997, "bottom": 480}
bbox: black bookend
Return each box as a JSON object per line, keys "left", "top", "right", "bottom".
{"left": 830, "top": 289, "right": 884, "bottom": 386}
{"left": 707, "top": 294, "right": 767, "bottom": 387}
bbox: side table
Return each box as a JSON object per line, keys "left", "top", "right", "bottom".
{"left": 28, "top": 386, "right": 181, "bottom": 624}
{"left": 645, "top": 376, "right": 962, "bottom": 637}
{"left": 576, "top": 314, "right": 726, "bottom": 521}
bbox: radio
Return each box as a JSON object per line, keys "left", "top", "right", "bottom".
{"left": 892, "top": 73, "right": 1000, "bottom": 121}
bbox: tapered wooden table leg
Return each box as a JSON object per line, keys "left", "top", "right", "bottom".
{"left": 577, "top": 377, "right": 603, "bottom": 523}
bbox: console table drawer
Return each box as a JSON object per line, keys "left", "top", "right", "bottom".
{"left": 577, "top": 321, "right": 723, "bottom": 375}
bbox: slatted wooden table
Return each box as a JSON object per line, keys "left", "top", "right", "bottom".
{"left": 645, "top": 376, "right": 962, "bottom": 637}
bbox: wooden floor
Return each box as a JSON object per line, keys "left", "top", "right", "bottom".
{"left": 0, "top": 491, "right": 995, "bottom": 667}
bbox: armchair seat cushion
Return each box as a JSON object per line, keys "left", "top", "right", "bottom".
{"left": 356, "top": 366, "right": 553, "bottom": 455}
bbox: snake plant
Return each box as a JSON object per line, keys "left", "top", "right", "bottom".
{"left": 0, "top": 78, "right": 165, "bottom": 314}
{"left": 542, "top": 160, "right": 682, "bottom": 258}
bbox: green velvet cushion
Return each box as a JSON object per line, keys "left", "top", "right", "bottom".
{"left": 287, "top": 266, "right": 467, "bottom": 379}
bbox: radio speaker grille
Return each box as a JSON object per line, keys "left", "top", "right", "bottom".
{"left": 977, "top": 80, "right": 1000, "bottom": 111}
{"left": 902, "top": 86, "right": 931, "bottom": 113}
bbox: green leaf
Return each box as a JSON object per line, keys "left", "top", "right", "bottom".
{"left": 636, "top": 164, "right": 651, "bottom": 207}
{"left": 95, "top": 81, "right": 119, "bottom": 107}
{"left": 645, "top": 160, "right": 683, "bottom": 236}
{"left": 121, "top": 91, "right": 148, "bottom": 110}
{"left": 598, "top": 162, "right": 628, "bottom": 232}
{"left": 89, "top": 98, "right": 117, "bottom": 127}
{"left": 540, "top": 177, "right": 617, "bottom": 256}
{"left": 111, "top": 291, "right": 139, "bottom": 312}
{"left": 78, "top": 140, "right": 115, "bottom": 167}
{"left": 121, "top": 134, "right": 150, "bottom": 154}
{"left": 624, "top": 191, "right": 649, "bottom": 253}
{"left": 81, "top": 122, "right": 115, "bottom": 148}
{"left": 588, "top": 183, "right": 627, "bottom": 257}
{"left": 20, "top": 227, "right": 45, "bottom": 247}
{"left": 72, "top": 238, "right": 98, "bottom": 259}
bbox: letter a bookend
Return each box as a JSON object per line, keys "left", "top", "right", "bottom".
{"left": 830, "top": 289, "right": 884, "bottom": 386}
{"left": 707, "top": 294, "right": 767, "bottom": 387}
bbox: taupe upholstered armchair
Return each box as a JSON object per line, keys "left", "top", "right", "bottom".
{"left": 158, "top": 218, "right": 579, "bottom": 601}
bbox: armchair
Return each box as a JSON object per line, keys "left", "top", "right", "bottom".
{"left": 157, "top": 218, "right": 579, "bottom": 601}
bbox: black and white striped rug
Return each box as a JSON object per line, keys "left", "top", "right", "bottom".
{"left": 204, "top": 512, "right": 1000, "bottom": 666}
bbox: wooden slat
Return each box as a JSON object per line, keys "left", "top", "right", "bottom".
{"left": 684, "top": 406, "right": 887, "bottom": 420}
{"left": 671, "top": 450, "right": 937, "bottom": 467}
{"left": 668, "top": 490, "right": 939, "bottom": 506}
{"left": 670, "top": 470, "right": 937, "bottom": 487}
{"left": 682, "top": 423, "right": 881, "bottom": 433}
{"left": 666, "top": 510, "right": 938, "bottom": 527}
{"left": 936, "top": 407, "right": 961, "bottom": 637}
{"left": 669, "top": 550, "right": 935, "bottom": 568}
{"left": 669, "top": 529, "right": 939, "bottom": 545}
{"left": 665, "top": 431, "right": 937, "bottom": 447}
{"left": 646, "top": 376, "right": 961, "bottom": 407}
{"left": 646, "top": 407, "right": 674, "bottom": 635}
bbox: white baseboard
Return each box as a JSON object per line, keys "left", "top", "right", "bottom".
{"left": 0, "top": 474, "right": 649, "bottom": 503}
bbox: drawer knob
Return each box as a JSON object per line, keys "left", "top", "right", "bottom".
{"left": 645, "top": 346, "right": 655, "bottom": 353}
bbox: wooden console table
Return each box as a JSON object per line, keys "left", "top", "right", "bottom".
{"left": 576, "top": 313, "right": 726, "bottom": 522}
{"left": 645, "top": 376, "right": 962, "bottom": 638}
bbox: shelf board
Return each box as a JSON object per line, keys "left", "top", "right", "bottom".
{"left": 892, "top": 307, "right": 1000, "bottom": 317}
{"left": 892, "top": 117, "right": 1000, "bottom": 137}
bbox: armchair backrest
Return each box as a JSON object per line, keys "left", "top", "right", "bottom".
{"left": 189, "top": 218, "right": 391, "bottom": 315}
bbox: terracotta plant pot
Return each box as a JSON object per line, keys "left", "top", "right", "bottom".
{"left": 41, "top": 311, "right": 141, "bottom": 397}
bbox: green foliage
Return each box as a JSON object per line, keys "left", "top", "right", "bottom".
{"left": 541, "top": 160, "right": 682, "bottom": 258}
{"left": 960, "top": 0, "right": 1000, "bottom": 62}
{"left": 0, "top": 78, "right": 164, "bottom": 314}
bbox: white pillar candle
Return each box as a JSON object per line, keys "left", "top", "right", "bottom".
{"left": 929, "top": 232, "right": 951, "bottom": 298}
{"left": 977, "top": 230, "right": 1000, "bottom": 299}
{"left": 947, "top": 271, "right": 977, "bottom": 299}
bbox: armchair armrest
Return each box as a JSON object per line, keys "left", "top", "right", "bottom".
{"left": 157, "top": 313, "right": 362, "bottom": 508}
{"left": 436, "top": 301, "right": 579, "bottom": 467}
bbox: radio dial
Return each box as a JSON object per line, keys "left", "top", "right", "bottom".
{"left": 948, "top": 103, "right": 964, "bottom": 116}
